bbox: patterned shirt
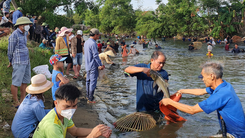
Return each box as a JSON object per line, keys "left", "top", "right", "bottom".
{"left": 8, "top": 28, "right": 29, "bottom": 65}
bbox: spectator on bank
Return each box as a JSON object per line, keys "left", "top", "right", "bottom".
{"left": 2, "top": 0, "right": 11, "bottom": 15}
{"left": 49, "top": 28, "right": 59, "bottom": 49}
{"left": 0, "top": 0, "right": 6, "bottom": 10}
{"left": 42, "top": 22, "right": 49, "bottom": 40}
{"left": 34, "top": 22, "right": 42, "bottom": 43}
{"left": 0, "top": 12, "right": 12, "bottom": 27}
{"left": 55, "top": 27, "right": 73, "bottom": 75}
{"left": 39, "top": 39, "right": 52, "bottom": 50}
{"left": 71, "top": 30, "right": 84, "bottom": 79}
{"left": 12, "top": 7, "right": 23, "bottom": 25}
{"left": 7, "top": 17, "right": 32, "bottom": 107}
{"left": 11, "top": 74, "right": 53, "bottom": 138}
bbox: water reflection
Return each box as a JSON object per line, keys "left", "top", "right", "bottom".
{"left": 78, "top": 37, "right": 245, "bottom": 138}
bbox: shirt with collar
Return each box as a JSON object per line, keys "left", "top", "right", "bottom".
{"left": 11, "top": 94, "right": 50, "bottom": 138}
{"left": 12, "top": 10, "right": 23, "bottom": 24}
{"left": 199, "top": 80, "right": 245, "bottom": 137}
{"left": 130, "top": 63, "right": 169, "bottom": 112}
{"left": 8, "top": 28, "right": 29, "bottom": 65}
{"left": 84, "top": 38, "right": 103, "bottom": 71}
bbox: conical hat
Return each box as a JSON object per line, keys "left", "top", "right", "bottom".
{"left": 105, "top": 50, "right": 115, "bottom": 57}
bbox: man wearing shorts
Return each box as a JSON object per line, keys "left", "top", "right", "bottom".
{"left": 71, "top": 30, "right": 84, "bottom": 79}
{"left": 7, "top": 17, "right": 33, "bottom": 108}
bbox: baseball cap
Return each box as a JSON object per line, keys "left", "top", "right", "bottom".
{"left": 49, "top": 54, "right": 67, "bottom": 65}
{"left": 90, "top": 28, "right": 102, "bottom": 35}
{"left": 77, "top": 30, "right": 83, "bottom": 35}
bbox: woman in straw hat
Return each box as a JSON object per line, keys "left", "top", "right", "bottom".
{"left": 11, "top": 74, "right": 53, "bottom": 138}
{"left": 99, "top": 50, "right": 116, "bottom": 65}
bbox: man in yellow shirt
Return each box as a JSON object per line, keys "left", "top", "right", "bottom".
{"left": 33, "top": 84, "right": 112, "bottom": 138}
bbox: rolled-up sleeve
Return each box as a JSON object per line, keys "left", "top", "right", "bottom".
{"left": 7, "top": 34, "right": 17, "bottom": 63}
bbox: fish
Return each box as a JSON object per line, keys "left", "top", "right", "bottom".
{"left": 149, "top": 70, "right": 170, "bottom": 98}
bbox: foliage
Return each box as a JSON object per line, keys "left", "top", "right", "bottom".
{"left": 99, "top": 0, "right": 136, "bottom": 34}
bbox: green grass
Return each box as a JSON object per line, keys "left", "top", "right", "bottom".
{"left": 0, "top": 35, "right": 53, "bottom": 137}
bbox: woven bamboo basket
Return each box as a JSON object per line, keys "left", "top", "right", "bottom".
{"left": 114, "top": 112, "right": 156, "bottom": 132}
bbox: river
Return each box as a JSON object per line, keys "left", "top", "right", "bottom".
{"left": 78, "top": 36, "right": 245, "bottom": 138}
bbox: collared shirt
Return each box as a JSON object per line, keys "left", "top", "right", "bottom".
{"left": 0, "top": 16, "right": 8, "bottom": 25}
{"left": 199, "top": 80, "right": 245, "bottom": 137}
{"left": 12, "top": 10, "right": 23, "bottom": 24}
{"left": 33, "top": 108, "right": 74, "bottom": 138}
{"left": 84, "top": 38, "right": 102, "bottom": 71}
{"left": 8, "top": 28, "right": 29, "bottom": 65}
{"left": 11, "top": 94, "right": 50, "bottom": 138}
{"left": 130, "top": 63, "right": 169, "bottom": 112}
{"left": 231, "top": 47, "right": 240, "bottom": 53}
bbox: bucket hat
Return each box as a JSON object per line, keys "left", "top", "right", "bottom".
{"left": 26, "top": 74, "right": 53, "bottom": 94}
{"left": 17, "top": 7, "right": 23, "bottom": 11}
{"left": 49, "top": 54, "right": 67, "bottom": 65}
{"left": 58, "top": 27, "right": 73, "bottom": 37}
{"left": 42, "top": 22, "right": 47, "bottom": 26}
{"left": 15, "top": 17, "right": 32, "bottom": 26}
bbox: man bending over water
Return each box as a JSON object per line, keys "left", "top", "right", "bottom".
{"left": 125, "top": 51, "right": 168, "bottom": 112}
{"left": 161, "top": 62, "right": 245, "bottom": 137}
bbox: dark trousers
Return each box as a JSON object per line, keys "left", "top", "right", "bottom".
{"left": 35, "top": 34, "right": 41, "bottom": 43}
{"left": 29, "top": 26, "right": 34, "bottom": 40}
{"left": 0, "top": 22, "right": 12, "bottom": 28}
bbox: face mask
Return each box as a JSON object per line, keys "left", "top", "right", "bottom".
{"left": 24, "top": 25, "right": 30, "bottom": 32}
{"left": 60, "top": 108, "right": 76, "bottom": 120}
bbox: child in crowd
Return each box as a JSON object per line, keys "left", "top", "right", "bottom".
{"left": 11, "top": 74, "right": 53, "bottom": 138}
{"left": 49, "top": 54, "right": 69, "bottom": 104}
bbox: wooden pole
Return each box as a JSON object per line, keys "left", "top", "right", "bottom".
{"left": 11, "top": 0, "right": 18, "bottom": 10}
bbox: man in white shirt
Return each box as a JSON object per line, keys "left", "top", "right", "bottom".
{"left": 0, "top": 12, "right": 12, "bottom": 27}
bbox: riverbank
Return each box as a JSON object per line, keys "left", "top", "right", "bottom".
{"left": 0, "top": 36, "right": 101, "bottom": 137}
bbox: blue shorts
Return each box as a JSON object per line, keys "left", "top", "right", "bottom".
{"left": 72, "top": 52, "right": 83, "bottom": 65}
{"left": 12, "top": 63, "right": 31, "bottom": 87}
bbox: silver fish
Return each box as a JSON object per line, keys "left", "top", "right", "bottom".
{"left": 149, "top": 70, "right": 170, "bottom": 98}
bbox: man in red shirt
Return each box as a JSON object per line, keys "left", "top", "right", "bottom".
{"left": 97, "top": 41, "right": 102, "bottom": 53}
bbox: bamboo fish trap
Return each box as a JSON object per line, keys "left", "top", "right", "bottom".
{"left": 113, "top": 112, "right": 156, "bottom": 132}
{"left": 193, "top": 42, "right": 202, "bottom": 49}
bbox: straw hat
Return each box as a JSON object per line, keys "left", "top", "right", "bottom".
{"left": 130, "top": 44, "right": 134, "bottom": 47}
{"left": 105, "top": 50, "right": 115, "bottom": 57}
{"left": 26, "top": 74, "right": 53, "bottom": 94}
{"left": 58, "top": 27, "right": 73, "bottom": 37}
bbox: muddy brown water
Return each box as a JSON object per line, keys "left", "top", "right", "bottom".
{"left": 78, "top": 37, "right": 245, "bottom": 138}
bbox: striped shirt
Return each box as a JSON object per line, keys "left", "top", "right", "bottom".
{"left": 8, "top": 28, "right": 29, "bottom": 65}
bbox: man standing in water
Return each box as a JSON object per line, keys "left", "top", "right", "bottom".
{"left": 161, "top": 62, "right": 245, "bottom": 137}
{"left": 124, "top": 51, "right": 169, "bottom": 112}
{"left": 84, "top": 28, "right": 105, "bottom": 103}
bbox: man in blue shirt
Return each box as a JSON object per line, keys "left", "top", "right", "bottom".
{"left": 155, "top": 44, "right": 162, "bottom": 49}
{"left": 8, "top": 17, "right": 32, "bottom": 108}
{"left": 12, "top": 7, "right": 23, "bottom": 25}
{"left": 84, "top": 28, "right": 105, "bottom": 103}
{"left": 231, "top": 43, "right": 240, "bottom": 53}
{"left": 125, "top": 51, "right": 169, "bottom": 112}
{"left": 161, "top": 62, "right": 245, "bottom": 137}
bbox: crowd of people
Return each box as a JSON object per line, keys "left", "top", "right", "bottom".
{"left": 3, "top": 4, "right": 245, "bottom": 138}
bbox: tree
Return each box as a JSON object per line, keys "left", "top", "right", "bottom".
{"left": 99, "top": 0, "right": 136, "bottom": 34}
